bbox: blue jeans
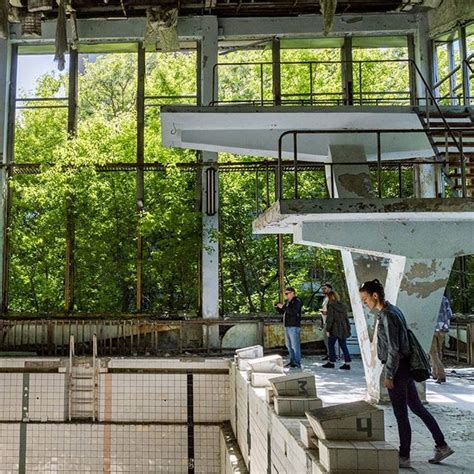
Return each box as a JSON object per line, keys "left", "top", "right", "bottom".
{"left": 388, "top": 359, "right": 446, "bottom": 458}
{"left": 328, "top": 335, "right": 351, "bottom": 363}
{"left": 285, "top": 326, "right": 301, "bottom": 367}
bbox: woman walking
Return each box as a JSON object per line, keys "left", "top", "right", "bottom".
{"left": 322, "top": 291, "right": 352, "bottom": 370}
{"left": 359, "top": 279, "right": 454, "bottom": 469}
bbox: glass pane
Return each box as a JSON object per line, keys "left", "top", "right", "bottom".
{"left": 15, "top": 53, "right": 69, "bottom": 163}
{"left": 77, "top": 52, "right": 137, "bottom": 163}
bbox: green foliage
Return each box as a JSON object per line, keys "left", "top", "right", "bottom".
{"left": 12, "top": 44, "right": 463, "bottom": 316}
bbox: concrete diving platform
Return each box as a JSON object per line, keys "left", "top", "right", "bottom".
{"left": 161, "top": 105, "right": 433, "bottom": 161}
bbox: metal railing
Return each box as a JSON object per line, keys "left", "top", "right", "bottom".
{"left": 212, "top": 59, "right": 414, "bottom": 107}
{"left": 0, "top": 316, "right": 323, "bottom": 356}
{"left": 212, "top": 57, "right": 474, "bottom": 108}
{"left": 274, "top": 128, "right": 473, "bottom": 202}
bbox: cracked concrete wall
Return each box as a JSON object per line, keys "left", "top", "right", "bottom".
{"left": 428, "top": 0, "right": 474, "bottom": 38}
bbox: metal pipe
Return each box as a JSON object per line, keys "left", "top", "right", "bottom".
{"left": 377, "top": 133, "right": 382, "bottom": 198}
{"left": 136, "top": 44, "right": 146, "bottom": 312}
{"left": 293, "top": 132, "right": 298, "bottom": 199}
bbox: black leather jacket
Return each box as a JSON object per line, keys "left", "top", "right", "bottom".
{"left": 276, "top": 297, "right": 303, "bottom": 327}
{"left": 377, "top": 302, "right": 411, "bottom": 379}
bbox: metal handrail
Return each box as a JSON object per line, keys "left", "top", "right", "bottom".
{"left": 275, "top": 128, "right": 471, "bottom": 201}
{"left": 211, "top": 58, "right": 469, "bottom": 178}
{"left": 92, "top": 333, "right": 97, "bottom": 422}
{"left": 68, "top": 335, "right": 75, "bottom": 421}
{"left": 211, "top": 58, "right": 413, "bottom": 106}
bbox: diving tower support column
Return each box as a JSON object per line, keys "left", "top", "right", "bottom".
{"left": 296, "top": 145, "right": 468, "bottom": 402}
{"left": 198, "top": 17, "right": 220, "bottom": 347}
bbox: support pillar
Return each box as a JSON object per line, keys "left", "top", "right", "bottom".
{"left": 0, "top": 39, "right": 12, "bottom": 311}
{"left": 319, "top": 145, "right": 453, "bottom": 402}
{"left": 136, "top": 44, "right": 145, "bottom": 312}
{"left": 341, "top": 36, "right": 353, "bottom": 105}
{"left": 326, "top": 145, "right": 389, "bottom": 401}
{"left": 272, "top": 37, "right": 285, "bottom": 301}
{"left": 198, "top": 17, "right": 220, "bottom": 347}
{"left": 414, "top": 161, "right": 440, "bottom": 198}
{"left": 413, "top": 14, "right": 431, "bottom": 105}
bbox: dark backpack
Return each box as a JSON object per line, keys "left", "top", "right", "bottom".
{"left": 391, "top": 310, "right": 431, "bottom": 383}
{"left": 406, "top": 328, "right": 432, "bottom": 382}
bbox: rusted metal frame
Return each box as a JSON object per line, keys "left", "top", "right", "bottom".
{"left": 272, "top": 37, "right": 285, "bottom": 302}
{"left": 64, "top": 49, "right": 78, "bottom": 313}
{"left": 272, "top": 37, "right": 281, "bottom": 106}
{"left": 255, "top": 170, "right": 260, "bottom": 215}
{"left": 1, "top": 45, "right": 18, "bottom": 313}
{"left": 377, "top": 132, "right": 382, "bottom": 198}
{"left": 469, "top": 322, "right": 474, "bottom": 365}
{"left": 459, "top": 25, "right": 470, "bottom": 106}
{"left": 447, "top": 40, "right": 458, "bottom": 106}
{"left": 293, "top": 132, "right": 298, "bottom": 199}
{"left": 407, "top": 34, "right": 417, "bottom": 106}
{"left": 265, "top": 161, "right": 270, "bottom": 209}
{"left": 136, "top": 44, "right": 146, "bottom": 313}
{"left": 398, "top": 163, "right": 403, "bottom": 198}
{"left": 459, "top": 131, "right": 467, "bottom": 198}
{"left": 341, "top": 36, "right": 353, "bottom": 106}
{"left": 330, "top": 163, "right": 335, "bottom": 198}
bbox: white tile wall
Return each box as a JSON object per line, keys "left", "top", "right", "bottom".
{"left": 194, "top": 425, "right": 220, "bottom": 473}
{"left": 25, "top": 424, "right": 104, "bottom": 473}
{"left": 194, "top": 374, "right": 230, "bottom": 422}
{"left": 110, "top": 425, "right": 188, "bottom": 472}
{"left": 99, "top": 373, "right": 188, "bottom": 423}
{"left": 0, "top": 424, "right": 20, "bottom": 473}
{"left": 0, "top": 359, "right": 229, "bottom": 474}
{"left": 28, "top": 374, "right": 66, "bottom": 422}
{"left": 0, "top": 374, "right": 22, "bottom": 421}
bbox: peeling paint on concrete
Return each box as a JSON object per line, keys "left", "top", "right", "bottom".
{"left": 338, "top": 173, "right": 372, "bottom": 197}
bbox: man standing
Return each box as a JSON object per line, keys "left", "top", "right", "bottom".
{"left": 430, "top": 293, "right": 452, "bottom": 384}
{"left": 320, "top": 283, "right": 332, "bottom": 360}
{"left": 275, "top": 287, "right": 303, "bottom": 368}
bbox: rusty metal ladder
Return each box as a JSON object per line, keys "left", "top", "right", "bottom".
{"left": 68, "top": 334, "right": 99, "bottom": 421}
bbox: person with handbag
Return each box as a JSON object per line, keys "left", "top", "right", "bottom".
{"left": 359, "top": 279, "right": 454, "bottom": 469}
{"left": 430, "top": 292, "right": 452, "bottom": 384}
{"left": 322, "top": 290, "right": 352, "bottom": 370}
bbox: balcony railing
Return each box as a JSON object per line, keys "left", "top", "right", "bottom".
{"left": 212, "top": 57, "right": 474, "bottom": 107}
{"left": 212, "top": 59, "right": 414, "bottom": 106}
{"left": 267, "top": 128, "right": 473, "bottom": 204}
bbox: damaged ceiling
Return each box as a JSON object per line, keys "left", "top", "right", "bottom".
{"left": 3, "top": 0, "right": 440, "bottom": 23}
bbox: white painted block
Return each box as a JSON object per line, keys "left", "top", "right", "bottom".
{"left": 270, "top": 372, "right": 317, "bottom": 397}
{"left": 274, "top": 396, "right": 323, "bottom": 416}
{"left": 306, "top": 400, "right": 385, "bottom": 441}
{"left": 250, "top": 372, "right": 283, "bottom": 388}
{"left": 235, "top": 345, "right": 264, "bottom": 359}
{"left": 246, "top": 355, "right": 284, "bottom": 373}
